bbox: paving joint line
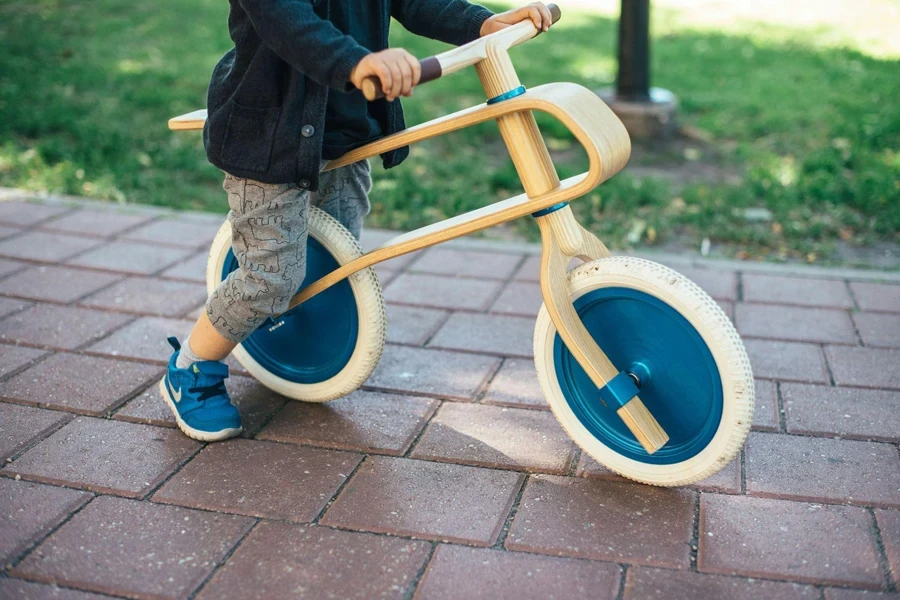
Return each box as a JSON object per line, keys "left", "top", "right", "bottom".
{"left": 4, "top": 491, "right": 97, "bottom": 573}
{"left": 310, "top": 454, "right": 368, "bottom": 525}
{"left": 613, "top": 564, "right": 628, "bottom": 600}
{"left": 491, "top": 473, "right": 529, "bottom": 550}
{"left": 400, "top": 399, "right": 444, "bottom": 459}
{"left": 820, "top": 344, "right": 838, "bottom": 387}
{"left": 775, "top": 381, "right": 788, "bottom": 433}
{"left": 868, "top": 507, "right": 898, "bottom": 592}
{"left": 404, "top": 541, "right": 438, "bottom": 600}
{"left": 187, "top": 518, "right": 260, "bottom": 600}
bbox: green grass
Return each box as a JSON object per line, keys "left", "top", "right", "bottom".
{"left": 1, "top": 0, "right": 898, "bottom": 264}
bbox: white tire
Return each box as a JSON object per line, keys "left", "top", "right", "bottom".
{"left": 533, "top": 256, "right": 754, "bottom": 486}
{"left": 206, "top": 206, "right": 386, "bottom": 402}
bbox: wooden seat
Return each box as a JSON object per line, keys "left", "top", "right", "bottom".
{"left": 168, "top": 109, "right": 207, "bottom": 131}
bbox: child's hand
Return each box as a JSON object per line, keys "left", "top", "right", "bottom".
{"left": 350, "top": 49, "right": 421, "bottom": 102}
{"left": 480, "top": 2, "right": 554, "bottom": 36}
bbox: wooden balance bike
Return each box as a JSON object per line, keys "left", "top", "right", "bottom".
{"left": 169, "top": 5, "right": 754, "bottom": 486}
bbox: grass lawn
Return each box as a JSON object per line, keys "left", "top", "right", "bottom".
{"left": 1, "top": 0, "right": 898, "bottom": 265}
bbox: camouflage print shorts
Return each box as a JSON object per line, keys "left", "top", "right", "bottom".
{"left": 206, "top": 160, "right": 371, "bottom": 343}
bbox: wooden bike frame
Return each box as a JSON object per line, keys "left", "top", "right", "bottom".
{"left": 168, "top": 6, "right": 669, "bottom": 452}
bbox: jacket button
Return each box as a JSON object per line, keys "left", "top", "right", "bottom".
{"left": 299, "top": 179, "right": 311, "bottom": 189}
{"left": 301, "top": 125, "right": 315, "bottom": 137}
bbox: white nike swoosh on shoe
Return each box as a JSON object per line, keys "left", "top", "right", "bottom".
{"left": 167, "top": 377, "right": 182, "bottom": 403}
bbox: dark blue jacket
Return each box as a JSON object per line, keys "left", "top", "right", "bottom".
{"left": 203, "top": 0, "right": 493, "bottom": 189}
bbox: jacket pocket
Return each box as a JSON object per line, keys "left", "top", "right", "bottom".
{"left": 220, "top": 102, "right": 282, "bottom": 173}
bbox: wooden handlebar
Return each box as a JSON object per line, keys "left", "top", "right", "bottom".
{"left": 361, "top": 3, "right": 561, "bottom": 101}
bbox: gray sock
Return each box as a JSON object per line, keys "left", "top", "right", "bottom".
{"left": 175, "top": 336, "right": 205, "bottom": 369}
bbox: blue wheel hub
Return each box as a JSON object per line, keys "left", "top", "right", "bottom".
{"left": 553, "top": 287, "right": 723, "bottom": 464}
{"left": 221, "top": 237, "right": 358, "bottom": 383}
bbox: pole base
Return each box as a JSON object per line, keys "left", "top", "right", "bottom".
{"left": 597, "top": 87, "right": 678, "bottom": 140}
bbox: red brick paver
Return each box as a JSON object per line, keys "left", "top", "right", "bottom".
{"left": 154, "top": 438, "right": 361, "bottom": 522}
{"left": 507, "top": 476, "right": 695, "bottom": 568}
{"left": 876, "top": 509, "right": 900, "bottom": 583}
{"left": 86, "top": 315, "right": 193, "bottom": 362}
{"left": 4, "top": 417, "right": 200, "bottom": 497}
{"left": 384, "top": 304, "right": 448, "bottom": 346}
{"left": 416, "top": 544, "right": 621, "bottom": 600}
{"left": 258, "top": 390, "right": 438, "bottom": 455}
{"left": 481, "top": 357, "right": 548, "bottom": 409}
{"left": 825, "top": 590, "right": 900, "bottom": 600}
{"left": 12, "top": 495, "right": 253, "bottom": 600}
{"left": 198, "top": 521, "right": 431, "bottom": 600}
{"left": 0, "top": 353, "right": 160, "bottom": 415}
{"left": 410, "top": 403, "right": 576, "bottom": 474}
{"left": 3, "top": 197, "right": 900, "bottom": 599}
{"left": 745, "top": 431, "right": 900, "bottom": 508}
{"left": 79, "top": 276, "right": 207, "bottom": 316}
{"left": 623, "top": 566, "right": 819, "bottom": 600}
{"left": 850, "top": 282, "right": 900, "bottom": 313}
{"left": 752, "top": 379, "right": 780, "bottom": 431}
{"left": 0, "top": 304, "right": 132, "bottom": 350}
{"left": 0, "top": 579, "right": 113, "bottom": 600}
{"left": 676, "top": 266, "right": 738, "bottom": 301}
{"left": 0, "top": 201, "right": 70, "bottom": 226}
{"left": 0, "top": 297, "right": 29, "bottom": 319}
{"left": 490, "top": 281, "right": 543, "bottom": 316}
{"left": 853, "top": 312, "right": 900, "bottom": 349}
{"left": 0, "top": 265, "right": 122, "bottom": 304}
{"left": 825, "top": 346, "right": 900, "bottom": 389}
{"left": 409, "top": 248, "right": 523, "bottom": 280}
{"left": 699, "top": 494, "right": 883, "bottom": 588}
{"left": 121, "top": 219, "right": 220, "bottom": 248}
{"left": 0, "top": 231, "right": 100, "bottom": 263}
{"left": 735, "top": 303, "right": 858, "bottom": 344}
{"left": 0, "top": 403, "right": 71, "bottom": 461}
{"left": 782, "top": 383, "right": 900, "bottom": 442}
{"left": 742, "top": 274, "right": 854, "bottom": 308}
{"left": 321, "top": 456, "right": 522, "bottom": 545}
{"left": 0, "top": 257, "right": 27, "bottom": 279}
{"left": 0, "top": 478, "right": 91, "bottom": 565}
{"left": 429, "top": 312, "right": 535, "bottom": 358}
{"left": 68, "top": 240, "right": 195, "bottom": 275}
{"left": 39, "top": 209, "right": 153, "bottom": 237}
{"left": 157, "top": 251, "right": 208, "bottom": 283}
{"left": 384, "top": 273, "right": 502, "bottom": 311}
{"left": 0, "top": 343, "right": 47, "bottom": 377}
{"left": 744, "top": 339, "right": 829, "bottom": 383}
{"left": 366, "top": 344, "right": 499, "bottom": 400}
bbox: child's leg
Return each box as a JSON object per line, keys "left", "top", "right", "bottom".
{"left": 187, "top": 174, "right": 310, "bottom": 361}
{"left": 313, "top": 160, "right": 372, "bottom": 240}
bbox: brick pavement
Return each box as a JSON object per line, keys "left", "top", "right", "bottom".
{"left": 0, "top": 194, "right": 898, "bottom": 599}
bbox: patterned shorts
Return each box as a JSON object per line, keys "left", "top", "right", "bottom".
{"left": 206, "top": 160, "right": 371, "bottom": 343}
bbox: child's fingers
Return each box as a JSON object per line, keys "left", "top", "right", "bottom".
{"left": 399, "top": 59, "right": 413, "bottom": 97}
{"left": 407, "top": 53, "right": 422, "bottom": 87}
{"left": 536, "top": 3, "right": 553, "bottom": 30}
{"left": 388, "top": 61, "right": 403, "bottom": 100}
{"left": 527, "top": 6, "right": 543, "bottom": 30}
{"left": 376, "top": 61, "right": 393, "bottom": 100}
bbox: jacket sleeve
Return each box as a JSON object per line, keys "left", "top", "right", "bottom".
{"left": 237, "top": 0, "right": 371, "bottom": 91}
{"left": 391, "top": 0, "right": 494, "bottom": 47}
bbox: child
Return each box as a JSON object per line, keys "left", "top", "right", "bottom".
{"left": 161, "top": 0, "right": 555, "bottom": 441}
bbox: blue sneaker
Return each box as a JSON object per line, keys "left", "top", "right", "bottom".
{"left": 159, "top": 337, "right": 242, "bottom": 442}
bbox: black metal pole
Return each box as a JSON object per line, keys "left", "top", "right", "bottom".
{"left": 616, "top": 0, "right": 651, "bottom": 102}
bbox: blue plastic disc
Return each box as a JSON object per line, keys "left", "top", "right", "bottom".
{"left": 553, "top": 287, "right": 723, "bottom": 464}
{"left": 221, "top": 237, "right": 359, "bottom": 384}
